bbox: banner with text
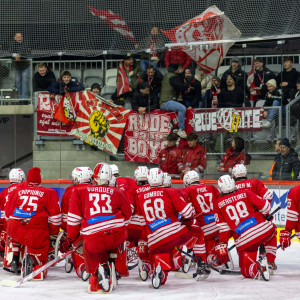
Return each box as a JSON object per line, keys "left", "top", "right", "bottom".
{"left": 69, "top": 91, "right": 130, "bottom": 154}
{"left": 192, "top": 107, "right": 263, "bottom": 133}
{"left": 124, "top": 110, "right": 193, "bottom": 163}
{"left": 36, "top": 91, "right": 83, "bottom": 136}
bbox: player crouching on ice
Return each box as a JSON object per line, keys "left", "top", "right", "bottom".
{"left": 232, "top": 164, "right": 277, "bottom": 273}
{"left": 67, "top": 162, "right": 132, "bottom": 294}
{"left": 5, "top": 167, "right": 61, "bottom": 280}
{"left": 215, "top": 175, "right": 276, "bottom": 281}
{"left": 137, "top": 168, "right": 209, "bottom": 289}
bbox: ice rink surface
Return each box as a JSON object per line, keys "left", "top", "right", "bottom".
{"left": 0, "top": 243, "right": 299, "bottom": 300}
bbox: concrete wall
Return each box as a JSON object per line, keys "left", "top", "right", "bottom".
{"left": 33, "top": 140, "right": 275, "bottom": 180}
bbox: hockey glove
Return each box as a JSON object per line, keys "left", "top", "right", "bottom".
{"left": 280, "top": 230, "right": 291, "bottom": 250}
{"left": 215, "top": 243, "right": 229, "bottom": 264}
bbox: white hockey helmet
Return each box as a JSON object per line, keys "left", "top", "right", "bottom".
{"left": 218, "top": 175, "right": 236, "bottom": 194}
{"left": 232, "top": 164, "right": 247, "bottom": 179}
{"left": 134, "top": 166, "right": 149, "bottom": 182}
{"left": 9, "top": 168, "right": 25, "bottom": 183}
{"left": 71, "top": 167, "right": 92, "bottom": 184}
{"left": 183, "top": 171, "right": 199, "bottom": 187}
{"left": 163, "top": 172, "right": 172, "bottom": 188}
{"left": 110, "top": 164, "right": 119, "bottom": 176}
{"left": 93, "top": 162, "right": 112, "bottom": 185}
{"left": 109, "top": 175, "right": 117, "bottom": 187}
{"left": 147, "top": 168, "right": 164, "bottom": 187}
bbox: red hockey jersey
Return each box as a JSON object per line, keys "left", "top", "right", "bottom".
{"left": 5, "top": 185, "right": 61, "bottom": 235}
{"left": 219, "top": 148, "right": 251, "bottom": 173}
{"left": 137, "top": 187, "right": 195, "bottom": 250}
{"left": 158, "top": 145, "right": 183, "bottom": 175}
{"left": 214, "top": 189, "right": 273, "bottom": 251}
{"left": 128, "top": 184, "right": 151, "bottom": 231}
{"left": 116, "top": 177, "right": 138, "bottom": 213}
{"left": 235, "top": 178, "right": 273, "bottom": 202}
{"left": 181, "top": 143, "right": 207, "bottom": 173}
{"left": 183, "top": 184, "right": 220, "bottom": 240}
{"left": 67, "top": 185, "right": 132, "bottom": 241}
{"left": 286, "top": 186, "right": 300, "bottom": 239}
{"left": 61, "top": 183, "right": 91, "bottom": 232}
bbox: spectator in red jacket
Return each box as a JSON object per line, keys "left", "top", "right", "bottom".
{"left": 164, "top": 47, "right": 192, "bottom": 70}
{"left": 158, "top": 133, "right": 182, "bottom": 176}
{"left": 217, "top": 136, "right": 251, "bottom": 173}
{"left": 180, "top": 132, "right": 207, "bottom": 176}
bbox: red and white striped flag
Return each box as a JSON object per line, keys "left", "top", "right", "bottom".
{"left": 247, "top": 58, "right": 260, "bottom": 103}
{"left": 117, "top": 62, "right": 131, "bottom": 97}
{"left": 88, "top": 6, "right": 136, "bottom": 44}
{"left": 162, "top": 6, "right": 241, "bottom": 74}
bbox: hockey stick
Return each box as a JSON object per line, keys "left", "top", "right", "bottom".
{"left": 277, "top": 234, "right": 296, "bottom": 249}
{"left": 1, "top": 249, "right": 74, "bottom": 288}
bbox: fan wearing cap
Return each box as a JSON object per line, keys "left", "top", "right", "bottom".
{"left": 5, "top": 167, "right": 61, "bottom": 280}
{"left": 272, "top": 138, "right": 300, "bottom": 181}
{"left": 158, "top": 133, "right": 182, "bottom": 176}
{"left": 90, "top": 83, "right": 101, "bottom": 95}
{"left": 220, "top": 57, "right": 248, "bottom": 92}
{"left": 180, "top": 132, "right": 207, "bottom": 177}
{"left": 251, "top": 58, "right": 276, "bottom": 101}
{"left": 68, "top": 162, "right": 132, "bottom": 293}
{"left": 131, "top": 81, "right": 159, "bottom": 114}
{"left": 262, "top": 79, "right": 287, "bottom": 128}
{"left": 0, "top": 168, "right": 27, "bottom": 272}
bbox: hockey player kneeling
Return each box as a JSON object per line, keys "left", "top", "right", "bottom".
{"left": 5, "top": 167, "right": 61, "bottom": 280}
{"left": 215, "top": 175, "right": 276, "bottom": 281}
{"left": 67, "top": 163, "right": 132, "bottom": 294}
{"left": 137, "top": 168, "right": 207, "bottom": 289}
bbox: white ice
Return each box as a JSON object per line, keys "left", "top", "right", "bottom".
{"left": 0, "top": 242, "right": 299, "bottom": 300}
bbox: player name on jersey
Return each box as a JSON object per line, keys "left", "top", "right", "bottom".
{"left": 218, "top": 192, "right": 247, "bottom": 208}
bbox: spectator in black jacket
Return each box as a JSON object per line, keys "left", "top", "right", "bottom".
{"left": 252, "top": 58, "right": 276, "bottom": 100}
{"left": 220, "top": 57, "right": 248, "bottom": 92}
{"left": 262, "top": 79, "right": 286, "bottom": 128}
{"left": 290, "top": 77, "right": 300, "bottom": 126}
{"left": 217, "top": 75, "right": 249, "bottom": 108}
{"left": 33, "top": 63, "right": 56, "bottom": 92}
{"left": 140, "top": 65, "right": 163, "bottom": 100}
{"left": 48, "top": 71, "right": 84, "bottom": 95}
{"left": 181, "top": 68, "right": 201, "bottom": 108}
{"left": 272, "top": 138, "right": 300, "bottom": 181}
{"left": 276, "top": 57, "right": 300, "bottom": 99}
{"left": 131, "top": 81, "right": 159, "bottom": 114}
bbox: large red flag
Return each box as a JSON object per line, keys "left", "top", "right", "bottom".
{"left": 117, "top": 62, "right": 131, "bottom": 97}
{"left": 162, "top": 6, "right": 241, "bottom": 73}
{"left": 53, "top": 87, "right": 75, "bottom": 124}
{"left": 88, "top": 6, "right": 136, "bottom": 44}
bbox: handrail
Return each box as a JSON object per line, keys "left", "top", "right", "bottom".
{"left": 0, "top": 180, "right": 299, "bottom": 186}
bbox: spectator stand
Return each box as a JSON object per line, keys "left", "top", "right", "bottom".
{"left": 0, "top": 58, "right": 33, "bottom": 104}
